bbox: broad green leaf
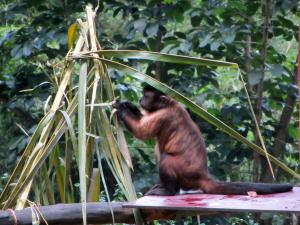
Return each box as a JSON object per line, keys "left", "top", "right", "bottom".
{"left": 68, "top": 23, "right": 78, "bottom": 50}
{"left": 16, "top": 180, "right": 32, "bottom": 210}
{"left": 134, "top": 19, "right": 147, "bottom": 31}
{"left": 96, "top": 110, "right": 126, "bottom": 186}
{"left": 41, "top": 165, "right": 55, "bottom": 205}
{"left": 87, "top": 168, "right": 100, "bottom": 202}
{"left": 78, "top": 61, "right": 87, "bottom": 225}
{"left": 58, "top": 116, "right": 75, "bottom": 201}
{"left": 269, "top": 64, "right": 285, "bottom": 77}
{"left": 52, "top": 147, "right": 65, "bottom": 201}
{"left": 82, "top": 50, "right": 238, "bottom": 68}
{"left": 191, "top": 15, "right": 201, "bottom": 27}
{"left": 146, "top": 23, "right": 159, "bottom": 37}
{"left": 117, "top": 126, "right": 133, "bottom": 169}
{"left": 247, "top": 69, "right": 263, "bottom": 86}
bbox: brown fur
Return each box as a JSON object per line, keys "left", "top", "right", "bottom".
{"left": 114, "top": 85, "right": 293, "bottom": 195}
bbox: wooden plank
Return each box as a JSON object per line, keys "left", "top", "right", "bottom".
{"left": 0, "top": 202, "right": 135, "bottom": 225}
{"left": 123, "top": 187, "right": 300, "bottom": 213}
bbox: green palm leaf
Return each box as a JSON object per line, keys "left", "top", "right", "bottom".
{"left": 79, "top": 50, "right": 238, "bottom": 68}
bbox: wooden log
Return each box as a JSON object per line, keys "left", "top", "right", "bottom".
{"left": 0, "top": 202, "right": 135, "bottom": 225}
{"left": 0, "top": 202, "right": 221, "bottom": 225}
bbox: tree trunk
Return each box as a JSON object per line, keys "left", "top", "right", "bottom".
{"left": 252, "top": 0, "right": 270, "bottom": 182}
{"left": 261, "top": 74, "right": 296, "bottom": 182}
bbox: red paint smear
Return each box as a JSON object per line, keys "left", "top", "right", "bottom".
{"left": 124, "top": 187, "right": 300, "bottom": 213}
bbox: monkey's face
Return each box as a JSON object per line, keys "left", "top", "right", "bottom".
{"left": 139, "top": 90, "right": 156, "bottom": 112}
{"left": 140, "top": 90, "right": 169, "bottom": 112}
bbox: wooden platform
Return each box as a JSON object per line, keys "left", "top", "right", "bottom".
{"left": 123, "top": 187, "right": 300, "bottom": 213}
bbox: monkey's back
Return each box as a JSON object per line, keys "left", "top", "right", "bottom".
{"left": 156, "top": 104, "right": 210, "bottom": 182}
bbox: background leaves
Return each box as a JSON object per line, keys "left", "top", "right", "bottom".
{"left": 0, "top": 0, "right": 299, "bottom": 224}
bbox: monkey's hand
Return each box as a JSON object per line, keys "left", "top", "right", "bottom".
{"left": 113, "top": 100, "right": 142, "bottom": 120}
{"left": 112, "top": 99, "right": 121, "bottom": 109}
{"left": 112, "top": 100, "right": 127, "bottom": 120}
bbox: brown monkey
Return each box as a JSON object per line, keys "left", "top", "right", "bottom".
{"left": 114, "top": 85, "right": 293, "bottom": 195}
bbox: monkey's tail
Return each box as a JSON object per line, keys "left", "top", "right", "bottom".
{"left": 202, "top": 180, "right": 293, "bottom": 195}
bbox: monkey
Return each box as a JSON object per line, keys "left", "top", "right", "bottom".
{"left": 113, "top": 85, "right": 293, "bottom": 196}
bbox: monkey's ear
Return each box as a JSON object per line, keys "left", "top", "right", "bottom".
{"left": 159, "top": 95, "right": 169, "bottom": 104}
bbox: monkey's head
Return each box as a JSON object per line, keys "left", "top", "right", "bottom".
{"left": 139, "top": 85, "right": 173, "bottom": 112}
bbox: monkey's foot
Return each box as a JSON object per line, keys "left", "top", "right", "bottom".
{"left": 145, "top": 184, "right": 177, "bottom": 196}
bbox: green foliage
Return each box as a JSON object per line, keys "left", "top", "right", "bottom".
{"left": 0, "top": 0, "right": 299, "bottom": 224}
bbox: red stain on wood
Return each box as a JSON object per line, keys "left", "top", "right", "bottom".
{"left": 124, "top": 187, "right": 300, "bottom": 213}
